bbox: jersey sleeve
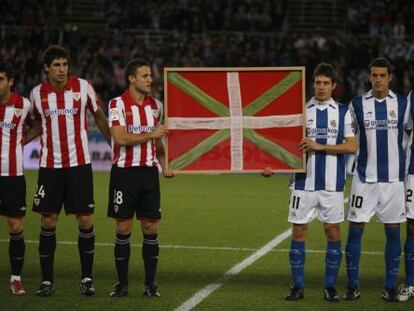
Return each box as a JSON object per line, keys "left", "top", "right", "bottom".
{"left": 406, "top": 92, "right": 413, "bottom": 130}
{"left": 155, "top": 98, "right": 164, "bottom": 123}
{"left": 29, "top": 89, "right": 41, "bottom": 121}
{"left": 86, "top": 81, "right": 99, "bottom": 113}
{"left": 348, "top": 100, "right": 358, "bottom": 135}
{"left": 344, "top": 109, "right": 354, "bottom": 137}
{"left": 108, "top": 98, "right": 126, "bottom": 128}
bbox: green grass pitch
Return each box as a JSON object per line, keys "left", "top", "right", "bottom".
{"left": 0, "top": 171, "right": 412, "bottom": 310}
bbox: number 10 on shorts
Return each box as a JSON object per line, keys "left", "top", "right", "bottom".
{"left": 350, "top": 195, "right": 363, "bottom": 208}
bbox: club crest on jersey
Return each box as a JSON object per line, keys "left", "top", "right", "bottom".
{"left": 330, "top": 120, "right": 336, "bottom": 127}
{"left": 389, "top": 110, "right": 396, "bottom": 118}
{"left": 14, "top": 108, "right": 22, "bottom": 117}
{"left": 73, "top": 92, "right": 81, "bottom": 101}
{"left": 152, "top": 109, "right": 160, "bottom": 118}
{"left": 110, "top": 108, "right": 119, "bottom": 121}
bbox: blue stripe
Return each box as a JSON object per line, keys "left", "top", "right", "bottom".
{"left": 335, "top": 104, "right": 347, "bottom": 191}
{"left": 294, "top": 173, "right": 306, "bottom": 190}
{"left": 409, "top": 94, "right": 414, "bottom": 175}
{"left": 353, "top": 97, "right": 367, "bottom": 182}
{"left": 374, "top": 100, "right": 389, "bottom": 181}
{"left": 397, "top": 95, "right": 407, "bottom": 180}
{"left": 315, "top": 109, "right": 327, "bottom": 189}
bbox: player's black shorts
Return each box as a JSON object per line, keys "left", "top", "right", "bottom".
{"left": 32, "top": 164, "right": 95, "bottom": 215}
{"left": 0, "top": 176, "right": 26, "bottom": 218}
{"left": 107, "top": 165, "right": 161, "bottom": 221}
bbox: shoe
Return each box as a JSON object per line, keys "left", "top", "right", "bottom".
{"left": 9, "top": 279, "right": 26, "bottom": 296}
{"left": 398, "top": 283, "right": 414, "bottom": 302}
{"left": 382, "top": 288, "right": 400, "bottom": 302}
{"left": 143, "top": 283, "right": 161, "bottom": 297}
{"left": 343, "top": 287, "right": 360, "bottom": 301}
{"left": 35, "top": 281, "right": 54, "bottom": 297}
{"left": 109, "top": 282, "right": 128, "bottom": 297}
{"left": 324, "top": 287, "right": 340, "bottom": 302}
{"left": 80, "top": 277, "right": 95, "bottom": 296}
{"left": 285, "top": 287, "right": 304, "bottom": 301}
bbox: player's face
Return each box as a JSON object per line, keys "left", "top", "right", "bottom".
{"left": 0, "top": 72, "right": 13, "bottom": 100}
{"left": 313, "top": 75, "right": 335, "bottom": 102}
{"left": 130, "top": 66, "right": 152, "bottom": 95}
{"left": 369, "top": 66, "right": 392, "bottom": 96}
{"left": 45, "top": 57, "right": 69, "bottom": 86}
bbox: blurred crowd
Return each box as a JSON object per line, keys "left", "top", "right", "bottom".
{"left": 1, "top": 0, "right": 414, "bottom": 108}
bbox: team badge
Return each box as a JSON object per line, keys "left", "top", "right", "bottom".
{"left": 152, "top": 109, "right": 160, "bottom": 118}
{"left": 330, "top": 120, "right": 336, "bottom": 127}
{"left": 110, "top": 108, "right": 119, "bottom": 121}
{"left": 34, "top": 198, "right": 40, "bottom": 206}
{"left": 14, "top": 108, "right": 22, "bottom": 117}
{"left": 114, "top": 204, "right": 119, "bottom": 213}
{"left": 389, "top": 110, "right": 396, "bottom": 118}
{"left": 73, "top": 92, "right": 81, "bottom": 101}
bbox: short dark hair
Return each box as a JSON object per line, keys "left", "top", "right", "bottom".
{"left": 0, "top": 61, "right": 14, "bottom": 80}
{"left": 368, "top": 57, "right": 392, "bottom": 74}
{"left": 42, "top": 45, "right": 70, "bottom": 66}
{"left": 125, "top": 58, "right": 150, "bottom": 85}
{"left": 312, "top": 62, "right": 336, "bottom": 84}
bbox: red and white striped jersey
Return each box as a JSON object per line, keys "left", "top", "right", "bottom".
{"left": 0, "top": 93, "right": 31, "bottom": 176}
{"left": 108, "top": 91, "right": 163, "bottom": 168}
{"left": 30, "top": 76, "right": 99, "bottom": 168}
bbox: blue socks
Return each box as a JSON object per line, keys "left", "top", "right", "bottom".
{"left": 325, "top": 240, "right": 342, "bottom": 288}
{"left": 384, "top": 226, "right": 401, "bottom": 289}
{"left": 345, "top": 226, "right": 363, "bottom": 288}
{"left": 289, "top": 240, "right": 305, "bottom": 289}
{"left": 404, "top": 239, "right": 414, "bottom": 287}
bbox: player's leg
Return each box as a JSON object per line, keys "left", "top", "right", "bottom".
{"left": 32, "top": 167, "right": 64, "bottom": 297}
{"left": 36, "top": 214, "right": 58, "bottom": 296}
{"left": 319, "top": 190, "right": 345, "bottom": 302}
{"left": 138, "top": 167, "right": 162, "bottom": 298}
{"left": 0, "top": 175, "right": 27, "bottom": 295}
{"left": 344, "top": 175, "right": 376, "bottom": 300}
{"left": 107, "top": 166, "right": 136, "bottom": 297}
{"left": 400, "top": 175, "right": 414, "bottom": 300}
{"left": 7, "top": 218, "right": 26, "bottom": 296}
{"left": 65, "top": 164, "right": 96, "bottom": 296}
{"left": 285, "top": 190, "right": 317, "bottom": 301}
{"left": 141, "top": 220, "right": 160, "bottom": 297}
{"left": 378, "top": 181, "right": 405, "bottom": 302}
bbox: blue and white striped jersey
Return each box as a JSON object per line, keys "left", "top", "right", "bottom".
{"left": 291, "top": 97, "right": 353, "bottom": 191}
{"left": 404, "top": 91, "right": 414, "bottom": 175}
{"left": 351, "top": 90, "right": 409, "bottom": 183}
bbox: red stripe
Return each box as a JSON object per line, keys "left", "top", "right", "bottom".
{"left": 0, "top": 105, "right": 5, "bottom": 174}
{"left": 124, "top": 104, "right": 134, "bottom": 167}
{"left": 138, "top": 105, "right": 148, "bottom": 166}
{"left": 8, "top": 95, "right": 23, "bottom": 175}
{"left": 40, "top": 84, "right": 54, "bottom": 167}
{"left": 72, "top": 78, "right": 85, "bottom": 165}
{"left": 56, "top": 91, "right": 69, "bottom": 167}
{"left": 149, "top": 99, "right": 158, "bottom": 166}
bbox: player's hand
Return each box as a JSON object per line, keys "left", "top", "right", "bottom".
{"left": 163, "top": 168, "right": 174, "bottom": 178}
{"left": 151, "top": 124, "right": 169, "bottom": 139}
{"left": 299, "top": 138, "right": 323, "bottom": 152}
{"left": 262, "top": 166, "right": 273, "bottom": 177}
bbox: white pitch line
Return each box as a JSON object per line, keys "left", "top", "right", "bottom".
{"left": 174, "top": 228, "right": 293, "bottom": 311}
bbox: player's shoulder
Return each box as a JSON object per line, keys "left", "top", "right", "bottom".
{"left": 108, "top": 95, "right": 125, "bottom": 108}
{"left": 148, "top": 95, "right": 163, "bottom": 110}
{"left": 30, "top": 83, "right": 43, "bottom": 97}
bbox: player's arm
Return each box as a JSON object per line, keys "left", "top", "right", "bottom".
{"left": 155, "top": 138, "right": 174, "bottom": 178}
{"left": 299, "top": 136, "right": 357, "bottom": 154}
{"left": 92, "top": 107, "right": 111, "bottom": 145}
{"left": 111, "top": 124, "right": 168, "bottom": 146}
{"left": 24, "top": 119, "right": 42, "bottom": 145}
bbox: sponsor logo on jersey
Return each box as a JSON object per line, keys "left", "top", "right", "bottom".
{"left": 128, "top": 125, "right": 155, "bottom": 133}
{"left": 110, "top": 108, "right": 119, "bottom": 121}
{"left": 307, "top": 119, "right": 314, "bottom": 126}
{"left": 73, "top": 92, "right": 81, "bottom": 101}
{"left": 0, "top": 121, "right": 16, "bottom": 130}
{"left": 44, "top": 108, "right": 79, "bottom": 118}
{"left": 363, "top": 118, "right": 398, "bottom": 130}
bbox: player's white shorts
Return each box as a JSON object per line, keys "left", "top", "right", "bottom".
{"left": 288, "top": 190, "right": 344, "bottom": 224}
{"left": 405, "top": 174, "right": 414, "bottom": 219}
{"left": 347, "top": 174, "right": 406, "bottom": 223}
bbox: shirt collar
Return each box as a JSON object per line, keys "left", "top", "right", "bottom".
{"left": 43, "top": 75, "right": 74, "bottom": 93}
{"left": 123, "top": 89, "right": 149, "bottom": 107}
{"left": 365, "top": 89, "right": 395, "bottom": 100}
